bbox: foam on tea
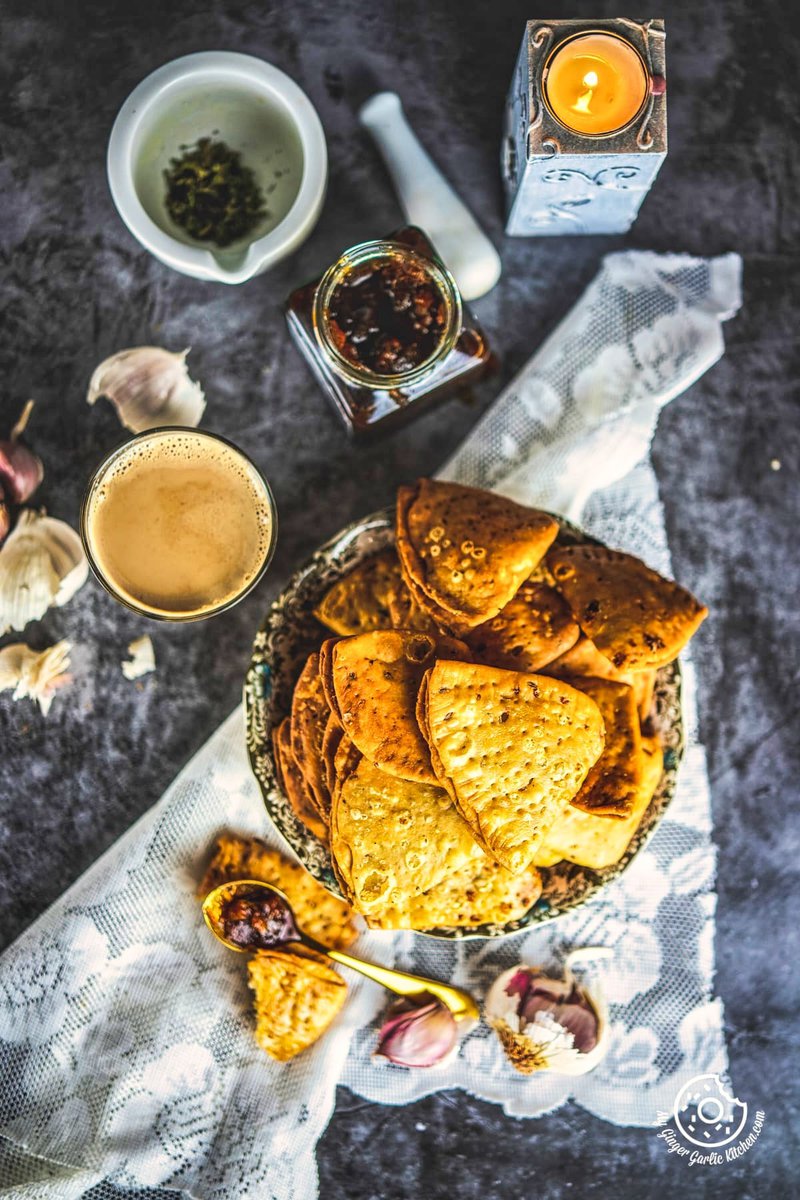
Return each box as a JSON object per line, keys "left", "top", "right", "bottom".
{"left": 84, "top": 430, "right": 274, "bottom": 618}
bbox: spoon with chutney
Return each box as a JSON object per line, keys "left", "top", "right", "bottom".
{"left": 202, "top": 878, "right": 479, "bottom": 1022}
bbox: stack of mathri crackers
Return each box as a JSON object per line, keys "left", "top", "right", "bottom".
{"left": 199, "top": 835, "right": 359, "bottom": 1060}
{"left": 273, "top": 479, "right": 707, "bottom": 931}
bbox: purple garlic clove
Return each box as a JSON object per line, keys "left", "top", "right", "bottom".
{"left": 0, "top": 401, "right": 44, "bottom": 505}
{"left": 376, "top": 995, "right": 458, "bottom": 1068}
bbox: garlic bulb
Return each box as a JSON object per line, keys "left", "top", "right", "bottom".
{"left": 0, "top": 640, "right": 72, "bottom": 715}
{"left": 0, "top": 510, "right": 88, "bottom": 634}
{"left": 0, "top": 400, "right": 44, "bottom": 505}
{"left": 86, "top": 347, "right": 206, "bottom": 433}
{"left": 375, "top": 995, "right": 459, "bottom": 1067}
{"left": 121, "top": 634, "right": 156, "bottom": 680}
{"left": 485, "top": 950, "right": 610, "bottom": 1076}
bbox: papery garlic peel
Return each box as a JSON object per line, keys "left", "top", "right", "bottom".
{"left": 0, "top": 510, "right": 88, "bottom": 634}
{"left": 86, "top": 347, "right": 206, "bottom": 433}
{"left": 0, "top": 640, "right": 72, "bottom": 715}
{"left": 121, "top": 635, "right": 156, "bottom": 680}
{"left": 485, "top": 954, "right": 609, "bottom": 1076}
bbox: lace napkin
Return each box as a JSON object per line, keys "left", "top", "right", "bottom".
{"left": 0, "top": 250, "right": 741, "bottom": 1200}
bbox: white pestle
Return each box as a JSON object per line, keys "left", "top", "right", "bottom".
{"left": 358, "top": 91, "right": 502, "bottom": 302}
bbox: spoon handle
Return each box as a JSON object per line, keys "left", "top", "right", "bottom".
{"left": 302, "top": 938, "right": 479, "bottom": 1022}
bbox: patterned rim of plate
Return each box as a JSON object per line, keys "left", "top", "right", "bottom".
{"left": 244, "top": 507, "right": 684, "bottom": 939}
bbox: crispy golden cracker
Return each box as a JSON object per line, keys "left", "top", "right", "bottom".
{"left": 386, "top": 574, "right": 440, "bottom": 633}
{"left": 542, "top": 636, "right": 660, "bottom": 723}
{"left": 548, "top": 545, "right": 708, "bottom": 670}
{"left": 567, "top": 677, "right": 643, "bottom": 818}
{"left": 248, "top": 949, "right": 347, "bottom": 1061}
{"left": 543, "top": 635, "right": 630, "bottom": 683}
{"left": 368, "top": 856, "right": 542, "bottom": 931}
{"left": 632, "top": 668, "right": 657, "bottom": 724}
{"left": 465, "top": 582, "right": 580, "bottom": 673}
{"left": 321, "top": 710, "right": 344, "bottom": 796}
{"left": 330, "top": 730, "right": 362, "bottom": 798}
{"left": 318, "top": 637, "right": 340, "bottom": 718}
{"left": 419, "top": 660, "right": 605, "bottom": 872}
{"left": 330, "top": 629, "right": 469, "bottom": 783}
{"left": 396, "top": 479, "right": 559, "bottom": 633}
{"left": 329, "top": 756, "right": 484, "bottom": 918}
{"left": 314, "top": 549, "right": 401, "bottom": 636}
{"left": 290, "top": 652, "right": 332, "bottom": 818}
{"left": 531, "top": 846, "right": 563, "bottom": 867}
{"left": 273, "top": 719, "right": 329, "bottom": 842}
{"left": 541, "top": 735, "right": 664, "bottom": 870}
{"left": 326, "top": 734, "right": 363, "bottom": 909}
{"left": 198, "top": 833, "right": 357, "bottom": 949}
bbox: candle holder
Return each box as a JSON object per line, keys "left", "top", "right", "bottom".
{"left": 502, "top": 18, "right": 667, "bottom": 236}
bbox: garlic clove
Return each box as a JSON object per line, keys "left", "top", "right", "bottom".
{"left": 375, "top": 995, "right": 459, "bottom": 1068}
{"left": 87, "top": 347, "right": 206, "bottom": 433}
{"left": 0, "top": 401, "right": 44, "bottom": 505}
{"left": 485, "top": 956, "right": 609, "bottom": 1077}
{"left": 0, "top": 639, "right": 72, "bottom": 715}
{"left": 0, "top": 509, "right": 88, "bottom": 634}
{"left": 121, "top": 634, "right": 156, "bottom": 680}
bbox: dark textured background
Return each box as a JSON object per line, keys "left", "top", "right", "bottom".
{"left": 1, "top": 0, "right": 798, "bottom": 1196}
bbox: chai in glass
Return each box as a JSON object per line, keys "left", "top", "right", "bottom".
{"left": 81, "top": 428, "right": 276, "bottom": 620}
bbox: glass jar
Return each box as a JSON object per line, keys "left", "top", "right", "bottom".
{"left": 285, "top": 226, "right": 494, "bottom": 436}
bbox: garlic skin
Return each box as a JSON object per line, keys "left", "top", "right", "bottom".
{"left": 376, "top": 995, "right": 459, "bottom": 1068}
{"left": 485, "top": 953, "right": 609, "bottom": 1077}
{"left": 87, "top": 347, "right": 206, "bottom": 433}
{"left": 121, "top": 635, "right": 156, "bottom": 680}
{"left": 0, "top": 401, "right": 44, "bottom": 505}
{"left": 0, "top": 640, "right": 72, "bottom": 715}
{"left": 0, "top": 510, "right": 88, "bottom": 634}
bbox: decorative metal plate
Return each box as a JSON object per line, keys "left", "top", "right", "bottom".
{"left": 244, "top": 508, "right": 684, "bottom": 939}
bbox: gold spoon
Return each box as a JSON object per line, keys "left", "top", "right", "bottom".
{"left": 202, "top": 878, "right": 479, "bottom": 1023}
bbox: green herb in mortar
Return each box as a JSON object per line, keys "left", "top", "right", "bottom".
{"left": 163, "top": 137, "right": 268, "bottom": 249}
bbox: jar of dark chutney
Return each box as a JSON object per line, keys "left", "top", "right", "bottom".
{"left": 285, "top": 226, "right": 494, "bottom": 436}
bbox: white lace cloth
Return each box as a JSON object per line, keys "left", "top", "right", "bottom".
{"left": 0, "top": 251, "right": 741, "bottom": 1200}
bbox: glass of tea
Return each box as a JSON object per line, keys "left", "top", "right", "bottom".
{"left": 80, "top": 427, "right": 277, "bottom": 621}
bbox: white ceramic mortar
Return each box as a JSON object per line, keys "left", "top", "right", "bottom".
{"left": 107, "top": 51, "right": 327, "bottom": 283}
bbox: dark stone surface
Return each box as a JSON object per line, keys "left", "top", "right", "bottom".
{"left": 1, "top": 0, "right": 798, "bottom": 1196}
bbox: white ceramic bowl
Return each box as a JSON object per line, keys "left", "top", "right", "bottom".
{"left": 107, "top": 51, "right": 328, "bottom": 284}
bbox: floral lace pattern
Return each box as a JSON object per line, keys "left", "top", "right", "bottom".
{"left": 0, "top": 251, "right": 741, "bottom": 1199}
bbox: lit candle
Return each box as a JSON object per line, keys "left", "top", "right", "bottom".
{"left": 544, "top": 32, "right": 649, "bottom": 136}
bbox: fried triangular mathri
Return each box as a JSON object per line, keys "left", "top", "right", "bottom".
{"left": 541, "top": 735, "right": 664, "bottom": 870}
{"left": 290, "top": 651, "right": 333, "bottom": 818}
{"left": 396, "top": 478, "right": 559, "bottom": 633}
{"left": 330, "top": 628, "right": 468, "bottom": 783}
{"left": 367, "top": 855, "right": 542, "bottom": 932}
{"left": 329, "top": 756, "right": 483, "bottom": 918}
{"left": 566, "top": 677, "right": 643, "bottom": 817}
{"left": 548, "top": 545, "right": 707, "bottom": 671}
{"left": 272, "top": 718, "right": 328, "bottom": 843}
{"left": 314, "top": 549, "right": 401, "bottom": 636}
{"left": 419, "top": 660, "right": 605, "bottom": 871}
{"left": 465, "top": 581, "right": 580, "bottom": 673}
{"left": 248, "top": 949, "right": 347, "bottom": 1061}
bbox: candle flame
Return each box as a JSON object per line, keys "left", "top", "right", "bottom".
{"left": 572, "top": 70, "right": 600, "bottom": 115}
